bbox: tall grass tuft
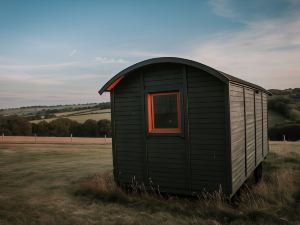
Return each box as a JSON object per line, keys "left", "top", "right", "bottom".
{"left": 239, "top": 168, "right": 297, "bottom": 210}
{"left": 77, "top": 171, "right": 129, "bottom": 203}
{"left": 76, "top": 164, "right": 299, "bottom": 224}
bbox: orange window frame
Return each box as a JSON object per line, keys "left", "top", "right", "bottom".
{"left": 147, "top": 91, "right": 181, "bottom": 133}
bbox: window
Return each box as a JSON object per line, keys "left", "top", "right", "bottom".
{"left": 147, "top": 91, "right": 181, "bottom": 133}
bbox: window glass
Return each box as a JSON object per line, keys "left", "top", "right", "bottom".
{"left": 153, "top": 94, "right": 178, "bottom": 128}
{"left": 147, "top": 91, "right": 181, "bottom": 133}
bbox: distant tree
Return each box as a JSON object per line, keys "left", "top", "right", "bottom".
{"left": 0, "top": 116, "right": 32, "bottom": 136}
{"left": 80, "top": 119, "right": 99, "bottom": 137}
{"left": 1, "top": 128, "right": 12, "bottom": 136}
{"left": 268, "top": 98, "right": 291, "bottom": 118}
{"left": 96, "top": 102, "right": 111, "bottom": 110}
{"left": 32, "top": 121, "right": 51, "bottom": 136}
{"left": 49, "top": 118, "right": 79, "bottom": 137}
{"left": 269, "top": 124, "right": 300, "bottom": 141}
{"left": 97, "top": 119, "right": 111, "bottom": 137}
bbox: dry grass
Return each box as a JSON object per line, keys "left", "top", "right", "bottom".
{"left": 0, "top": 142, "right": 299, "bottom": 225}
{"left": 238, "top": 169, "right": 298, "bottom": 210}
{"left": 76, "top": 164, "right": 299, "bottom": 224}
{"left": 1, "top": 136, "right": 111, "bottom": 144}
{"left": 74, "top": 142, "right": 300, "bottom": 224}
{"left": 77, "top": 172, "right": 128, "bottom": 203}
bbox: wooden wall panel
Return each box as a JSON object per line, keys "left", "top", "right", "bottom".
{"left": 255, "top": 92, "right": 263, "bottom": 164}
{"left": 262, "top": 93, "right": 268, "bottom": 156}
{"left": 114, "top": 73, "right": 144, "bottom": 183}
{"left": 229, "top": 83, "right": 246, "bottom": 193}
{"left": 143, "top": 64, "right": 187, "bottom": 192}
{"left": 245, "top": 88, "right": 255, "bottom": 174}
{"left": 187, "top": 67, "right": 228, "bottom": 193}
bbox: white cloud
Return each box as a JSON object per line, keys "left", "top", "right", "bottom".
{"left": 94, "top": 57, "right": 129, "bottom": 64}
{"left": 186, "top": 13, "right": 300, "bottom": 89}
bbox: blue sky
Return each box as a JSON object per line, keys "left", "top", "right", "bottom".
{"left": 0, "top": 0, "right": 300, "bottom": 108}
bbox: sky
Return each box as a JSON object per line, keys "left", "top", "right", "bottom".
{"left": 0, "top": 0, "right": 300, "bottom": 108}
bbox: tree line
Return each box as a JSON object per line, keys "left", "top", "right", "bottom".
{"left": 267, "top": 89, "right": 300, "bottom": 141}
{"left": 269, "top": 124, "right": 300, "bottom": 141}
{"left": 267, "top": 98, "right": 299, "bottom": 120}
{"left": 0, "top": 116, "right": 111, "bottom": 137}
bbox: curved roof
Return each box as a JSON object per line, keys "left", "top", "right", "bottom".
{"left": 98, "top": 57, "right": 271, "bottom": 95}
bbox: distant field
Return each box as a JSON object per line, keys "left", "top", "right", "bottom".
{"left": 30, "top": 108, "right": 111, "bottom": 124}
{"left": 1, "top": 136, "right": 111, "bottom": 144}
{"left": 0, "top": 103, "right": 99, "bottom": 117}
{"left": 0, "top": 142, "right": 299, "bottom": 225}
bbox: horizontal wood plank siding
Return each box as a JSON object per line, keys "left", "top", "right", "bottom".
{"left": 114, "top": 72, "right": 144, "bottom": 183}
{"left": 143, "top": 64, "right": 187, "bottom": 191}
{"left": 187, "top": 67, "right": 228, "bottom": 193}
{"left": 229, "top": 83, "right": 246, "bottom": 193}
{"left": 110, "top": 60, "right": 270, "bottom": 197}
{"left": 262, "top": 93, "right": 268, "bottom": 156}
{"left": 255, "top": 91, "right": 263, "bottom": 164}
{"left": 230, "top": 84, "right": 269, "bottom": 194}
{"left": 245, "top": 88, "right": 256, "bottom": 174}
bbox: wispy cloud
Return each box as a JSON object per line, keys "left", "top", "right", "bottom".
{"left": 0, "top": 62, "right": 78, "bottom": 70}
{"left": 208, "top": 0, "right": 237, "bottom": 18}
{"left": 69, "top": 49, "right": 77, "bottom": 56}
{"left": 0, "top": 73, "right": 99, "bottom": 86}
{"left": 94, "top": 57, "right": 129, "bottom": 64}
{"left": 187, "top": 13, "right": 300, "bottom": 88}
{"left": 125, "top": 50, "right": 171, "bottom": 58}
{"left": 287, "top": 0, "right": 300, "bottom": 7}
{"left": 0, "top": 73, "right": 61, "bottom": 85}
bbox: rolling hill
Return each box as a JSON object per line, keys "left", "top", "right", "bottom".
{"left": 0, "top": 103, "right": 111, "bottom": 124}
{"left": 1, "top": 88, "right": 300, "bottom": 127}
{"left": 268, "top": 88, "right": 300, "bottom": 127}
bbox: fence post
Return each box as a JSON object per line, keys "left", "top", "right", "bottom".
{"left": 104, "top": 134, "right": 106, "bottom": 143}
{"left": 35, "top": 134, "right": 37, "bottom": 144}
{"left": 71, "top": 133, "right": 73, "bottom": 143}
{"left": 283, "top": 134, "right": 286, "bottom": 142}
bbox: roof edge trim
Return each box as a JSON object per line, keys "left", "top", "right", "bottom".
{"left": 98, "top": 57, "right": 271, "bottom": 95}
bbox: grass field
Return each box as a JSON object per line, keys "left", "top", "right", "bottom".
{"left": 0, "top": 103, "right": 99, "bottom": 117}
{"left": 1, "top": 136, "right": 111, "bottom": 144}
{"left": 0, "top": 142, "right": 299, "bottom": 225}
{"left": 30, "top": 109, "right": 111, "bottom": 124}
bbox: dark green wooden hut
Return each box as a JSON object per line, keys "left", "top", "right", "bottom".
{"left": 99, "top": 57, "right": 271, "bottom": 197}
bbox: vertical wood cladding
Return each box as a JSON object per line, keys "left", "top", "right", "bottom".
{"left": 187, "top": 67, "right": 228, "bottom": 193}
